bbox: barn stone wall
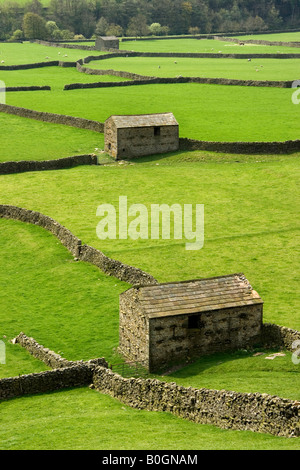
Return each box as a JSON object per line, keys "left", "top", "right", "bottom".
{"left": 119, "top": 289, "right": 150, "bottom": 369}
{"left": 116, "top": 125, "right": 179, "bottom": 159}
{"left": 148, "top": 304, "right": 263, "bottom": 372}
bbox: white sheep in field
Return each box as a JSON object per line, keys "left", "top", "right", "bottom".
{"left": 1, "top": 60, "right": 4, "bottom": 63}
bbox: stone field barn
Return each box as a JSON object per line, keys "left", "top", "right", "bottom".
{"left": 104, "top": 113, "right": 179, "bottom": 160}
{"left": 95, "top": 36, "right": 119, "bottom": 50}
{"left": 119, "top": 274, "right": 263, "bottom": 372}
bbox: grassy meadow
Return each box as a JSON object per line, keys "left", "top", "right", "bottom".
{"left": 4, "top": 84, "right": 299, "bottom": 143}
{"left": 0, "top": 36, "right": 299, "bottom": 450}
{"left": 0, "top": 66, "right": 129, "bottom": 90}
{"left": 87, "top": 55, "right": 300, "bottom": 81}
{"left": 0, "top": 42, "right": 98, "bottom": 65}
{"left": 120, "top": 37, "right": 300, "bottom": 54}
{"left": 236, "top": 32, "right": 300, "bottom": 42}
{"left": 0, "top": 42, "right": 298, "bottom": 144}
{"left": 0, "top": 113, "right": 104, "bottom": 161}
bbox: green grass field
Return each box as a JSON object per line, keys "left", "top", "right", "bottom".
{"left": 0, "top": 42, "right": 100, "bottom": 65}
{"left": 0, "top": 41, "right": 298, "bottom": 144}
{"left": 87, "top": 55, "right": 300, "bottom": 81}
{"left": 0, "top": 66, "right": 129, "bottom": 90}
{"left": 121, "top": 37, "right": 300, "bottom": 54}
{"left": 0, "top": 156, "right": 299, "bottom": 449}
{"left": 2, "top": 387, "right": 297, "bottom": 450}
{"left": 0, "top": 36, "right": 299, "bottom": 450}
{"left": 5, "top": 84, "right": 299, "bottom": 142}
{"left": 237, "top": 32, "right": 300, "bottom": 42}
{"left": 0, "top": 113, "right": 104, "bottom": 162}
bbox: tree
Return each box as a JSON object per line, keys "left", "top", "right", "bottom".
{"left": 189, "top": 26, "right": 200, "bottom": 35}
{"left": 267, "top": 5, "right": 283, "bottom": 29}
{"left": 106, "top": 24, "right": 123, "bottom": 37}
{"left": 60, "top": 29, "right": 74, "bottom": 40}
{"left": 126, "top": 14, "right": 149, "bottom": 37}
{"left": 9, "top": 29, "right": 24, "bottom": 41}
{"left": 23, "top": 12, "right": 47, "bottom": 39}
{"left": 48, "top": 0, "right": 96, "bottom": 37}
{"left": 243, "top": 15, "right": 267, "bottom": 32}
{"left": 24, "top": 0, "right": 44, "bottom": 16}
{"left": 95, "top": 16, "right": 109, "bottom": 35}
{"left": 46, "top": 20, "right": 60, "bottom": 39}
{"left": 149, "top": 22, "right": 162, "bottom": 35}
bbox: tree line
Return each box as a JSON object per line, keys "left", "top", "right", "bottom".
{"left": 0, "top": 0, "right": 299, "bottom": 41}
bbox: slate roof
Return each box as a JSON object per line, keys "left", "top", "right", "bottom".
{"left": 99, "top": 36, "right": 118, "bottom": 41}
{"left": 123, "top": 274, "right": 263, "bottom": 319}
{"left": 106, "top": 113, "right": 179, "bottom": 129}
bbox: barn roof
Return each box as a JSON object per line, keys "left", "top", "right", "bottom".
{"left": 122, "top": 274, "right": 263, "bottom": 319}
{"left": 105, "top": 113, "right": 178, "bottom": 129}
{"left": 99, "top": 36, "right": 118, "bottom": 41}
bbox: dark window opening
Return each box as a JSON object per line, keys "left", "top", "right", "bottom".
{"left": 188, "top": 314, "right": 205, "bottom": 329}
{"left": 188, "top": 315, "right": 199, "bottom": 329}
{"left": 154, "top": 126, "right": 161, "bottom": 136}
{"left": 108, "top": 143, "right": 111, "bottom": 150}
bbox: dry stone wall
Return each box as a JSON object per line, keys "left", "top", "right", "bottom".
{"left": 262, "top": 323, "right": 300, "bottom": 350}
{"left": 66, "top": 73, "right": 293, "bottom": 89}
{"left": 0, "top": 204, "right": 157, "bottom": 285}
{"left": 13, "top": 332, "right": 108, "bottom": 368}
{"left": 2, "top": 329, "right": 300, "bottom": 437}
{"left": 0, "top": 154, "right": 98, "bottom": 175}
{"left": 5, "top": 86, "right": 51, "bottom": 92}
{"left": 0, "top": 365, "right": 95, "bottom": 400}
{"left": 33, "top": 39, "right": 96, "bottom": 51}
{"left": 79, "top": 243, "right": 158, "bottom": 286}
{"left": 0, "top": 61, "right": 59, "bottom": 70}
{"left": 0, "top": 103, "right": 104, "bottom": 132}
{"left": 92, "top": 365, "right": 300, "bottom": 438}
{"left": 0, "top": 333, "right": 108, "bottom": 400}
{"left": 179, "top": 137, "right": 300, "bottom": 154}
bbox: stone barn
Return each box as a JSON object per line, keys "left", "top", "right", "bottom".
{"left": 104, "top": 113, "right": 179, "bottom": 160}
{"left": 95, "top": 36, "right": 119, "bottom": 51}
{"left": 119, "top": 274, "right": 263, "bottom": 372}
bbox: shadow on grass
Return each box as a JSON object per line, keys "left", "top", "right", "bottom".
{"left": 158, "top": 346, "right": 294, "bottom": 381}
